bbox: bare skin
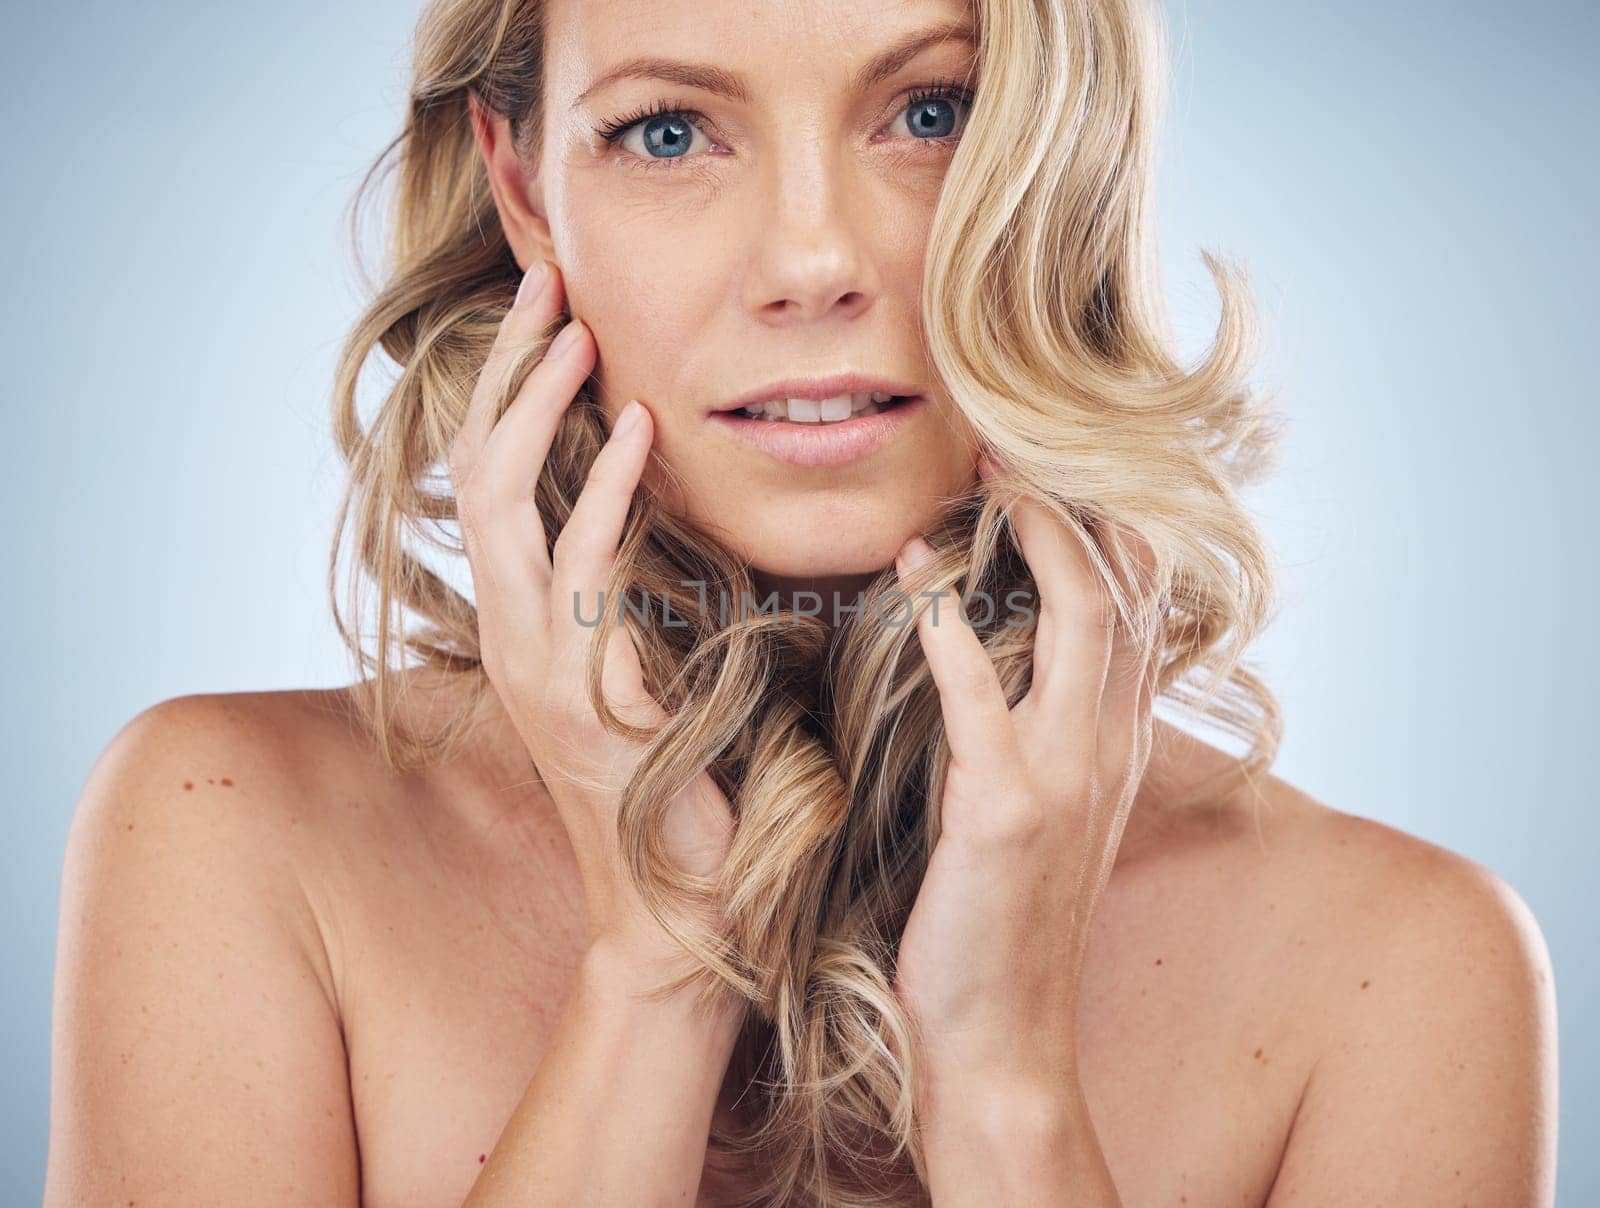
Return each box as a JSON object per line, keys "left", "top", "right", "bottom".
{"left": 45, "top": 0, "right": 1557, "bottom": 1199}
{"left": 46, "top": 671, "right": 1556, "bottom": 1206}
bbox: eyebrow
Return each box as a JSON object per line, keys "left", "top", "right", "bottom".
{"left": 571, "top": 21, "right": 977, "bottom": 111}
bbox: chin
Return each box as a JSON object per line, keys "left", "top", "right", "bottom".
{"left": 666, "top": 468, "right": 963, "bottom": 587}
{"left": 723, "top": 512, "right": 918, "bottom": 583}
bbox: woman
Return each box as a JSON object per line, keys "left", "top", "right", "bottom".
{"left": 45, "top": 0, "right": 1558, "bottom": 1203}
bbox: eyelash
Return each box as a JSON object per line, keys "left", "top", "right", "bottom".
{"left": 593, "top": 76, "right": 976, "bottom": 166}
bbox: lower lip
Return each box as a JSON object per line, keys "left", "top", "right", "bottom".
{"left": 705, "top": 396, "right": 928, "bottom": 467}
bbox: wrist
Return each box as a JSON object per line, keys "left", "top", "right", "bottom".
{"left": 917, "top": 1058, "right": 1084, "bottom": 1144}
{"left": 580, "top": 939, "right": 746, "bottom": 1043}
{"left": 917, "top": 1068, "right": 1116, "bottom": 1201}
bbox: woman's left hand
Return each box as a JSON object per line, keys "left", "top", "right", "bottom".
{"left": 891, "top": 457, "right": 1159, "bottom": 1115}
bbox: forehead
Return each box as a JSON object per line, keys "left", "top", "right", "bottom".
{"left": 542, "top": 0, "right": 977, "bottom": 107}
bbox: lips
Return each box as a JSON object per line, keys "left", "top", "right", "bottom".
{"left": 706, "top": 393, "right": 929, "bottom": 468}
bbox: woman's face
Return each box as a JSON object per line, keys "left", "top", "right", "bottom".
{"left": 477, "top": 0, "right": 982, "bottom": 587}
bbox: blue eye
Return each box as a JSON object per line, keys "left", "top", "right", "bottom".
{"left": 896, "top": 87, "right": 970, "bottom": 140}
{"left": 608, "top": 109, "right": 708, "bottom": 160}
{"left": 594, "top": 81, "right": 975, "bottom": 166}
{"left": 639, "top": 113, "right": 695, "bottom": 158}
{"left": 593, "top": 100, "right": 713, "bottom": 160}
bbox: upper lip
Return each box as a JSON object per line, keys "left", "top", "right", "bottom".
{"left": 711, "top": 373, "right": 925, "bottom": 413}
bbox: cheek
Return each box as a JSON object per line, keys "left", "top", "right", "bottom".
{"left": 556, "top": 211, "right": 725, "bottom": 416}
{"left": 556, "top": 171, "right": 721, "bottom": 319}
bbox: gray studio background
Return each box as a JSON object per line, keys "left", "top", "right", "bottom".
{"left": 3, "top": 0, "right": 1594, "bottom": 1199}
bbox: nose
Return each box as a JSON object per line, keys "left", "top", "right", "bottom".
{"left": 741, "top": 142, "right": 883, "bottom": 327}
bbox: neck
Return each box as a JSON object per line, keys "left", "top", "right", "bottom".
{"left": 749, "top": 568, "right": 882, "bottom": 616}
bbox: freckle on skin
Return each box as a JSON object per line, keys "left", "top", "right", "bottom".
{"left": 220, "top": 777, "right": 233, "bottom": 787}
{"left": 1253, "top": 1047, "right": 1263, "bottom": 1059}
{"left": 1154, "top": 957, "right": 1163, "bottom": 966}
{"left": 182, "top": 781, "right": 193, "bottom": 790}
{"left": 206, "top": 778, "right": 214, "bottom": 784}
{"left": 478, "top": 1153, "right": 486, "bottom": 1163}
{"left": 1361, "top": 979, "right": 1370, "bottom": 989}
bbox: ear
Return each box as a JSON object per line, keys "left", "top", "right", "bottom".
{"left": 467, "top": 90, "right": 555, "bottom": 273}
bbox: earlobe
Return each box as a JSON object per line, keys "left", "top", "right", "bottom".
{"left": 466, "top": 90, "right": 554, "bottom": 275}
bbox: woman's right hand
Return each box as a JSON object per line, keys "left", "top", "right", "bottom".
{"left": 446, "top": 258, "right": 736, "bottom": 990}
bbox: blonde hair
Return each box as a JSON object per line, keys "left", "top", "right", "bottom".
{"left": 328, "top": 0, "right": 1284, "bottom": 1201}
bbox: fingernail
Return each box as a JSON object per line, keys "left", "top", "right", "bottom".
{"left": 614, "top": 399, "right": 644, "bottom": 437}
{"left": 898, "top": 534, "right": 934, "bottom": 570}
{"left": 547, "top": 318, "right": 586, "bottom": 359}
{"left": 514, "top": 259, "right": 550, "bottom": 307}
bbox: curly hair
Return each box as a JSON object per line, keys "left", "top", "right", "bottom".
{"left": 326, "top": 0, "right": 1285, "bottom": 1201}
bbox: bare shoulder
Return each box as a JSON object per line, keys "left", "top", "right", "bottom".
{"left": 47, "top": 688, "right": 369, "bottom": 1206}
{"left": 1237, "top": 775, "right": 1559, "bottom": 1205}
{"left": 61, "top": 687, "right": 352, "bottom": 935}
{"left": 1255, "top": 776, "right": 1555, "bottom": 1000}
{"left": 61, "top": 686, "right": 378, "bottom": 912}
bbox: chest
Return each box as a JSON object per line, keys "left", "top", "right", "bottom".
{"left": 329, "top": 831, "right": 1313, "bottom": 1207}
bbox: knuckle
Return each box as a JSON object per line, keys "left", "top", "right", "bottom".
{"left": 550, "top": 525, "right": 600, "bottom": 579}
{"left": 582, "top": 447, "right": 631, "bottom": 498}
{"left": 1048, "top": 762, "right": 1094, "bottom": 805}
{"left": 493, "top": 644, "right": 550, "bottom": 713}
{"left": 1048, "top": 573, "right": 1118, "bottom": 632}
{"left": 961, "top": 792, "right": 1051, "bottom": 849}
{"left": 956, "top": 659, "right": 996, "bottom": 700}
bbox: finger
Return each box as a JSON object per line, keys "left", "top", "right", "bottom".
{"left": 550, "top": 400, "right": 667, "bottom": 729}
{"left": 451, "top": 258, "right": 567, "bottom": 479}
{"left": 474, "top": 311, "right": 596, "bottom": 522}
{"left": 896, "top": 535, "right": 1021, "bottom": 780}
{"left": 459, "top": 319, "right": 596, "bottom": 651}
{"left": 977, "top": 458, "right": 1060, "bottom": 681}
{"left": 456, "top": 271, "right": 592, "bottom": 650}
{"left": 1007, "top": 494, "right": 1114, "bottom": 734}
{"left": 552, "top": 399, "right": 653, "bottom": 625}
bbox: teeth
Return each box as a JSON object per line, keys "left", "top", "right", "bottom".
{"left": 737, "top": 391, "right": 903, "bottom": 422}
{"left": 819, "top": 395, "right": 852, "bottom": 422}
{"left": 787, "top": 397, "right": 822, "bottom": 423}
